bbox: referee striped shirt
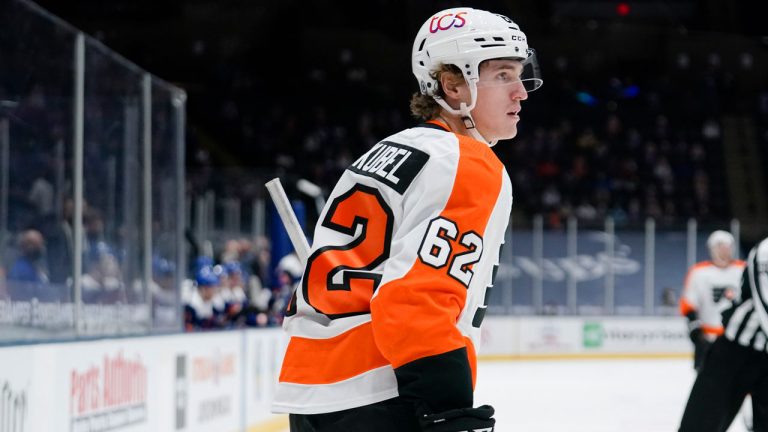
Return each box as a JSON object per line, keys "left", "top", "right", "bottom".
{"left": 723, "top": 237, "right": 768, "bottom": 352}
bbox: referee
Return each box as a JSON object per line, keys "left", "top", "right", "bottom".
{"left": 679, "top": 236, "right": 768, "bottom": 432}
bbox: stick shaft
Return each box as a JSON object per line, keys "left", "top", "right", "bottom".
{"left": 265, "top": 178, "right": 310, "bottom": 265}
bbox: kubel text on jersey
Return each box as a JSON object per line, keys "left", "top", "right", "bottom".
{"left": 348, "top": 141, "right": 429, "bottom": 194}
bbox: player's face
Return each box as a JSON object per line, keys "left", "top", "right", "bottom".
{"left": 473, "top": 60, "right": 528, "bottom": 141}
{"left": 200, "top": 285, "right": 216, "bottom": 301}
{"left": 710, "top": 243, "right": 733, "bottom": 264}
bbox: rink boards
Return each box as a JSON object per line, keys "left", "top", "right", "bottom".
{"left": 478, "top": 315, "right": 692, "bottom": 360}
{"left": 0, "top": 316, "right": 692, "bottom": 432}
{"left": 0, "top": 329, "right": 287, "bottom": 432}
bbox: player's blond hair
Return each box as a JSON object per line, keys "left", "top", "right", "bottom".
{"left": 409, "top": 63, "right": 462, "bottom": 121}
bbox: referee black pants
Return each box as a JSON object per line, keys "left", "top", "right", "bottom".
{"left": 679, "top": 337, "right": 768, "bottom": 432}
{"left": 289, "top": 396, "right": 421, "bottom": 432}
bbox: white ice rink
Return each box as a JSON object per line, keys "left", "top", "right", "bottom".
{"left": 474, "top": 357, "right": 750, "bottom": 432}
{"left": 269, "top": 357, "right": 751, "bottom": 431}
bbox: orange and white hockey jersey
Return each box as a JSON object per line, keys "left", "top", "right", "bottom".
{"left": 680, "top": 259, "right": 746, "bottom": 338}
{"left": 272, "top": 120, "right": 512, "bottom": 414}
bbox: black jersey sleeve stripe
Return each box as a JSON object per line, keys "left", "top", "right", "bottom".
{"left": 394, "top": 347, "right": 473, "bottom": 417}
{"left": 724, "top": 299, "right": 753, "bottom": 341}
{"left": 737, "top": 313, "right": 762, "bottom": 346}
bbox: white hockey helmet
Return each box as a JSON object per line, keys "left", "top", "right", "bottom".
{"left": 412, "top": 7, "right": 542, "bottom": 145}
{"left": 277, "top": 253, "right": 303, "bottom": 280}
{"left": 707, "top": 230, "right": 735, "bottom": 250}
{"left": 412, "top": 8, "right": 541, "bottom": 97}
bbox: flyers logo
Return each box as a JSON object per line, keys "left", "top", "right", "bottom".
{"left": 712, "top": 286, "right": 733, "bottom": 303}
{"left": 429, "top": 12, "right": 467, "bottom": 33}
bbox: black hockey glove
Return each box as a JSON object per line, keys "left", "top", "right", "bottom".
{"left": 689, "top": 327, "right": 712, "bottom": 371}
{"left": 419, "top": 404, "right": 495, "bottom": 432}
{"left": 689, "top": 327, "right": 713, "bottom": 351}
{"left": 689, "top": 327, "right": 704, "bottom": 344}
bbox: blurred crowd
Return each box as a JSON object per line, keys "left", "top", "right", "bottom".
{"left": 0, "top": 211, "right": 300, "bottom": 331}
{"left": 2, "top": 0, "right": 768, "bottom": 333}
{"left": 181, "top": 235, "right": 301, "bottom": 330}
{"left": 187, "top": 43, "right": 768, "bottom": 231}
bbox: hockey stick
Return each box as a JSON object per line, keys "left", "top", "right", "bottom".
{"left": 265, "top": 178, "right": 311, "bottom": 266}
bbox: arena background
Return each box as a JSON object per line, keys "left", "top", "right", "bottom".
{"left": 1, "top": 0, "right": 767, "bottom": 431}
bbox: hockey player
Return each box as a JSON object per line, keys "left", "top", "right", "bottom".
{"left": 679, "top": 236, "right": 768, "bottom": 431}
{"left": 272, "top": 7, "right": 542, "bottom": 432}
{"left": 679, "top": 230, "right": 746, "bottom": 371}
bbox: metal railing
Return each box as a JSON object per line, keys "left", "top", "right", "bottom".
{"left": 185, "top": 189, "right": 742, "bottom": 317}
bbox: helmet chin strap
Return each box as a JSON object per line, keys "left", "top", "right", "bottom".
{"left": 459, "top": 106, "right": 497, "bottom": 147}
{"left": 432, "top": 81, "right": 497, "bottom": 147}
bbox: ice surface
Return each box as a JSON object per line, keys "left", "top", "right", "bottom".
{"left": 475, "top": 358, "right": 750, "bottom": 432}
{"left": 270, "top": 358, "right": 751, "bottom": 431}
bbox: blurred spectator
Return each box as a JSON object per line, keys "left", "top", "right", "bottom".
{"left": 28, "top": 161, "right": 55, "bottom": 217}
{"left": 0, "top": 265, "right": 7, "bottom": 300}
{"left": 184, "top": 265, "right": 225, "bottom": 330}
{"left": 247, "top": 235, "right": 272, "bottom": 294}
{"left": 193, "top": 255, "right": 214, "bottom": 272}
{"left": 8, "top": 229, "right": 48, "bottom": 284}
{"left": 151, "top": 255, "right": 178, "bottom": 324}
{"left": 219, "top": 261, "right": 249, "bottom": 325}
{"left": 220, "top": 239, "right": 241, "bottom": 263}
{"left": 7, "top": 229, "right": 49, "bottom": 301}
{"left": 38, "top": 197, "right": 75, "bottom": 285}
{"left": 269, "top": 253, "right": 302, "bottom": 325}
{"left": 81, "top": 243, "right": 124, "bottom": 304}
{"left": 83, "top": 208, "right": 106, "bottom": 263}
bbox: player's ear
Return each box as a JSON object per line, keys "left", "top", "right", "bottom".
{"left": 440, "top": 70, "right": 465, "bottom": 101}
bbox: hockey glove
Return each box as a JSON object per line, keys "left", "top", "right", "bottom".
{"left": 689, "top": 327, "right": 712, "bottom": 371}
{"left": 420, "top": 404, "right": 495, "bottom": 432}
{"left": 689, "top": 327, "right": 704, "bottom": 345}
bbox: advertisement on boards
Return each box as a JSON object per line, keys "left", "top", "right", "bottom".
{"left": 518, "top": 317, "right": 582, "bottom": 354}
{"left": 0, "top": 347, "right": 35, "bottom": 432}
{"left": 244, "top": 328, "right": 287, "bottom": 427}
{"left": 173, "top": 332, "right": 242, "bottom": 432}
{"left": 65, "top": 346, "right": 150, "bottom": 432}
{"left": 580, "top": 318, "right": 689, "bottom": 353}
{"left": 478, "top": 316, "right": 519, "bottom": 356}
{"left": 480, "top": 316, "right": 691, "bottom": 358}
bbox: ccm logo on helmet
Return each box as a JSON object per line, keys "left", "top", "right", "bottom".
{"left": 511, "top": 35, "right": 526, "bottom": 42}
{"left": 429, "top": 12, "right": 467, "bottom": 33}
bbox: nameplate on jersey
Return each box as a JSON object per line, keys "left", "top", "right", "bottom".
{"left": 348, "top": 141, "right": 429, "bottom": 194}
